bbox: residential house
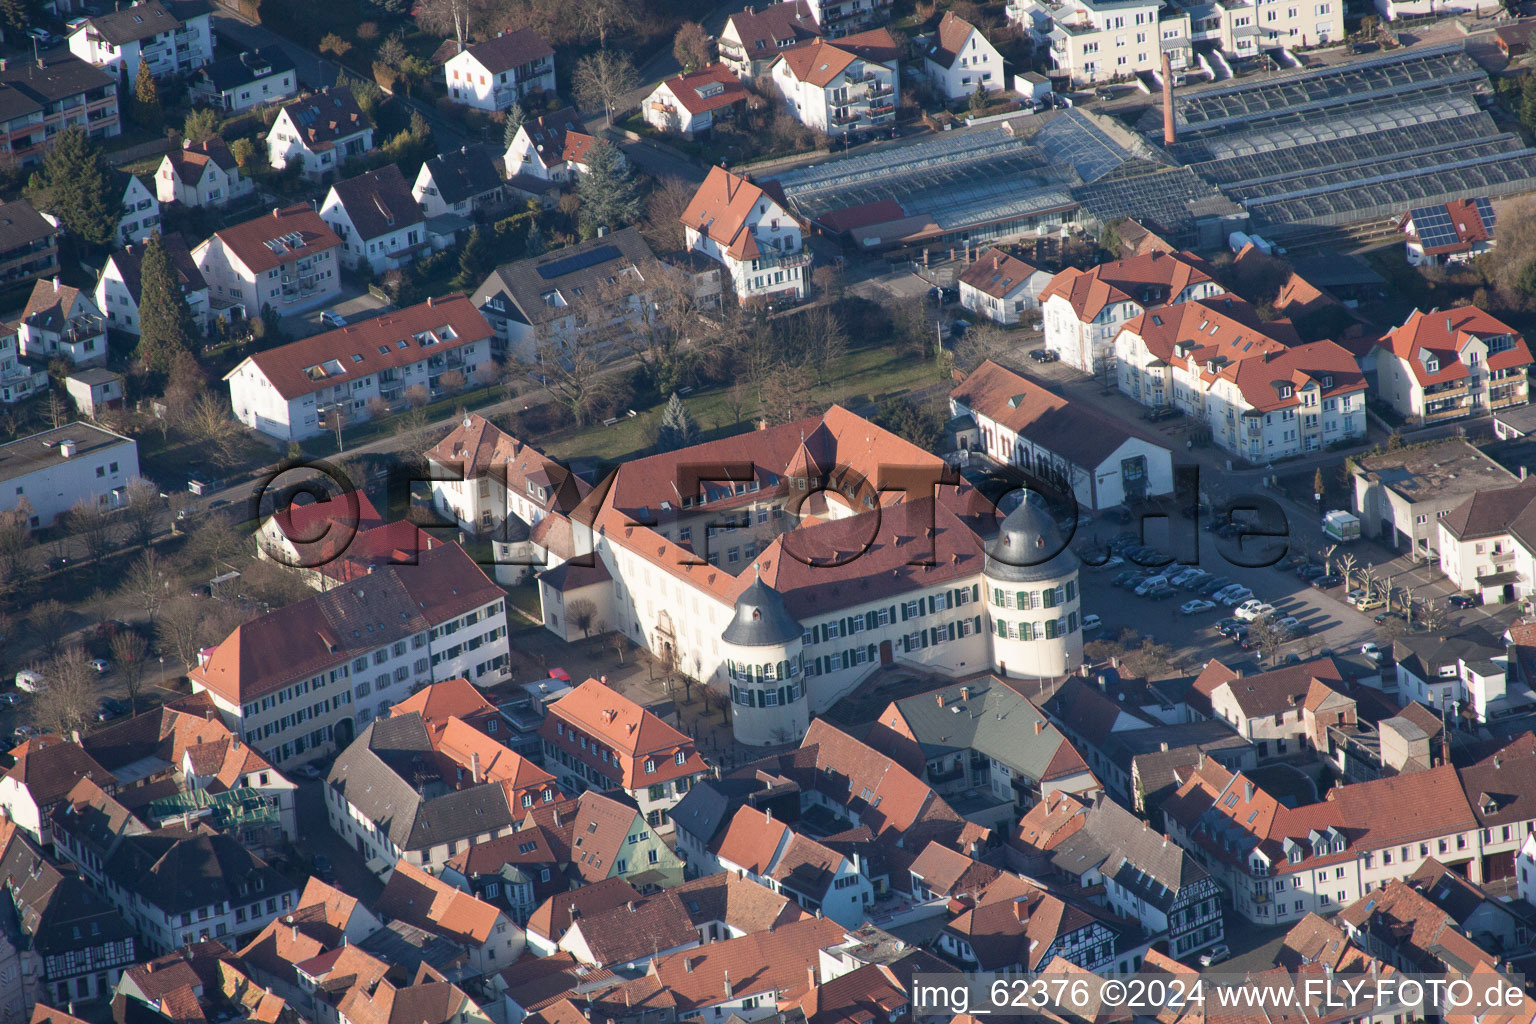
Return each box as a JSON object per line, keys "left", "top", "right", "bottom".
{"left": 705, "top": 806, "right": 874, "bottom": 926}
{"left": 0, "top": 200, "right": 59, "bottom": 287}
{"left": 1115, "top": 298, "right": 1367, "bottom": 460}
{"left": 49, "top": 779, "right": 300, "bottom": 954}
{"left": 266, "top": 88, "right": 375, "bottom": 181}
{"left": 335, "top": 966, "right": 495, "bottom": 1024}
{"left": 443, "top": 29, "right": 555, "bottom": 112}
{"left": 923, "top": 12, "right": 1004, "bottom": 101}
{"left": 1202, "top": 656, "right": 1355, "bottom": 759}
{"left": 155, "top": 138, "right": 253, "bottom": 209}
{"left": 376, "top": 860, "right": 524, "bottom": 976}
{"left": 717, "top": 0, "right": 822, "bottom": 83}
{"left": 0, "top": 54, "right": 119, "bottom": 166}
{"left": 188, "top": 541, "right": 509, "bottom": 765}
{"left": 320, "top": 165, "right": 431, "bottom": 273}
{"left": 1041, "top": 249, "right": 1221, "bottom": 374}
{"left": 1012, "top": 790, "right": 1223, "bottom": 960}
{"left": 1353, "top": 438, "right": 1518, "bottom": 557}
{"left": 864, "top": 677, "right": 1099, "bottom": 831}
{"left": 0, "top": 422, "right": 138, "bottom": 529}
{"left": 237, "top": 877, "right": 383, "bottom": 1017}
{"left": 682, "top": 166, "right": 809, "bottom": 304}
{"left": 643, "top": 916, "right": 848, "bottom": 1022}
{"left": 1336, "top": 878, "right": 1501, "bottom": 974}
{"left": 0, "top": 821, "right": 137, "bottom": 1006}
{"left": 108, "top": 171, "right": 159, "bottom": 248}
{"left": 1400, "top": 198, "right": 1496, "bottom": 267}
{"left": 0, "top": 328, "right": 45, "bottom": 405}
{"left": 0, "top": 735, "right": 113, "bottom": 848}
{"left": 1374, "top": 306, "right": 1532, "bottom": 424}
{"left": 469, "top": 227, "right": 657, "bottom": 364}
{"left": 1438, "top": 478, "right": 1536, "bottom": 605}
{"left": 642, "top": 65, "right": 749, "bottom": 138}
{"left": 540, "top": 679, "right": 712, "bottom": 833}
{"left": 524, "top": 878, "right": 642, "bottom": 957}
{"left": 325, "top": 709, "right": 556, "bottom": 874}
{"left": 224, "top": 294, "right": 492, "bottom": 440}
{"left": 188, "top": 47, "right": 298, "bottom": 112}
{"left": 67, "top": 0, "right": 214, "bottom": 82}
{"left": 1406, "top": 857, "right": 1535, "bottom": 963}
{"left": 805, "top": 0, "right": 894, "bottom": 36}
{"left": 64, "top": 367, "right": 123, "bottom": 418}
{"left": 671, "top": 777, "right": 805, "bottom": 877}
{"left": 1376, "top": 0, "right": 1499, "bottom": 21}
{"left": 1391, "top": 632, "right": 1531, "bottom": 723}
{"left": 423, "top": 414, "right": 589, "bottom": 538}
{"left": 17, "top": 278, "right": 107, "bottom": 366}
{"left": 937, "top": 870, "right": 1142, "bottom": 972}
{"left": 502, "top": 108, "right": 595, "bottom": 192}
{"left": 412, "top": 145, "right": 505, "bottom": 220}
{"left": 949, "top": 359, "right": 1175, "bottom": 509}
{"left": 768, "top": 35, "right": 897, "bottom": 137}
{"left": 95, "top": 233, "right": 211, "bottom": 336}
{"left": 192, "top": 204, "right": 342, "bottom": 319}
{"left": 958, "top": 248, "right": 1053, "bottom": 325}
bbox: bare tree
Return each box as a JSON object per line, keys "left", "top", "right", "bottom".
{"left": 438, "top": 369, "right": 467, "bottom": 395}
{"left": 1338, "top": 552, "right": 1358, "bottom": 589}
{"left": 109, "top": 629, "right": 148, "bottom": 712}
{"left": 536, "top": 321, "right": 622, "bottom": 427}
{"left": 186, "top": 515, "right": 250, "bottom": 574}
{"left": 1419, "top": 599, "right": 1450, "bottom": 633}
{"left": 120, "top": 549, "right": 172, "bottom": 626}
{"left": 574, "top": 0, "right": 637, "bottom": 50}
{"left": 157, "top": 595, "right": 207, "bottom": 670}
{"left": 673, "top": 20, "right": 713, "bottom": 71}
{"left": 187, "top": 392, "right": 243, "bottom": 466}
{"left": 574, "top": 50, "right": 638, "bottom": 127}
{"left": 416, "top": 0, "right": 494, "bottom": 53}
{"left": 642, "top": 176, "right": 700, "bottom": 252}
{"left": 122, "top": 477, "right": 163, "bottom": 549}
{"left": 0, "top": 504, "right": 33, "bottom": 606}
{"left": 1248, "top": 616, "right": 1286, "bottom": 665}
{"left": 68, "top": 498, "right": 121, "bottom": 565}
{"left": 33, "top": 646, "right": 97, "bottom": 736}
{"left": 791, "top": 303, "right": 848, "bottom": 385}
{"left": 31, "top": 598, "right": 72, "bottom": 659}
{"left": 567, "top": 598, "right": 597, "bottom": 639}
{"left": 609, "top": 630, "right": 628, "bottom": 664}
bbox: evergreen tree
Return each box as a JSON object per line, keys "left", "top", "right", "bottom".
{"left": 655, "top": 393, "right": 700, "bottom": 452}
{"left": 25, "top": 126, "right": 118, "bottom": 247}
{"left": 576, "top": 140, "right": 640, "bottom": 237}
{"left": 456, "top": 226, "right": 492, "bottom": 288}
{"left": 133, "top": 60, "right": 162, "bottom": 129}
{"left": 504, "top": 102, "right": 527, "bottom": 149}
{"left": 1522, "top": 76, "right": 1536, "bottom": 135}
{"left": 0, "top": 0, "right": 36, "bottom": 32}
{"left": 135, "top": 233, "right": 198, "bottom": 374}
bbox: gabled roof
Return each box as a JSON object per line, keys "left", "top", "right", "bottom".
{"left": 326, "top": 164, "right": 422, "bottom": 242}
{"left": 925, "top": 11, "right": 984, "bottom": 69}
{"left": 376, "top": 860, "right": 505, "bottom": 946}
{"left": 774, "top": 38, "right": 862, "bottom": 88}
{"left": 79, "top": 0, "right": 206, "bottom": 45}
{"left": 460, "top": 28, "right": 553, "bottom": 74}
{"left": 0, "top": 822, "right": 135, "bottom": 959}
{"left": 516, "top": 108, "right": 593, "bottom": 169}
{"left": 723, "top": 0, "right": 822, "bottom": 63}
{"left": 1213, "top": 656, "right": 1345, "bottom": 719}
{"left": 522, "top": 790, "right": 649, "bottom": 884}
{"left": 1040, "top": 250, "right": 1216, "bottom": 324}
{"left": 470, "top": 227, "right": 655, "bottom": 328}
{"left": 1401, "top": 198, "right": 1495, "bottom": 256}
{"left": 206, "top": 204, "right": 341, "bottom": 275}
{"left": 562, "top": 890, "right": 699, "bottom": 967}
{"left": 104, "top": 233, "right": 206, "bottom": 302}
{"left": 1220, "top": 339, "right": 1366, "bottom": 414}
{"left": 1336, "top": 878, "right": 1495, "bottom": 973}
{"left": 526, "top": 877, "right": 640, "bottom": 945}
{"left": 191, "top": 47, "right": 294, "bottom": 94}
{"left": 1121, "top": 294, "right": 1297, "bottom": 379}
{"left": 235, "top": 293, "right": 489, "bottom": 401}
{"left": 541, "top": 679, "right": 707, "bottom": 789}
{"left": 656, "top": 64, "right": 748, "bottom": 116}
{"left": 681, "top": 166, "right": 778, "bottom": 262}
{"left": 3, "top": 734, "right": 111, "bottom": 807}
{"left": 1456, "top": 732, "right": 1536, "bottom": 827}
{"left": 22, "top": 278, "right": 93, "bottom": 332}
{"left": 275, "top": 87, "right": 372, "bottom": 151}
{"left": 1376, "top": 306, "right": 1531, "bottom": 387}
{"left": 424, "top": 415, "right": 588, "bottom": 516}
{"left": 647, "top": 916, "right": 846, "bottom": 1011}
{"left": 1445, "top": 478, "right": 1536, "bottom": 543}
{"left": 164, "top": 138, "right": 238, "bottom": 186}
{"left": 959, "top": 248, "right": 1047, "bottom": 299}
{"left": 419, "top": 145, "right": 503, "bottom": 206}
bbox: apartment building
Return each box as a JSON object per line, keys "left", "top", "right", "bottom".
{"left": 155, "top": 138, "right": 253, "bottom": 209}
{"left": 1042, "top": 249, "right": 1221, "bottom": 374}
{"left": 266, "top": 87, "right": 375, "bottom": 181}
{"left": 0, "top": 53, "right": 119, "bottom": 166}
{"left": 804, "top": 0, "right": 894, "bottom": 36}
{"left": 225, "top": 295, "right": 491, "bottom": 441}
{"left": 718, "top": 0, "right": 822, "bottom": 83}
{"left": 539, "top": 680, "right": 712, "bottom": 832}
{"left": 706, "top": 806, "right": 874, "bottom": 926}
{"left": 1115, "top": 297, "right": 1367, "bottom": 459}
{"left": 95, "top": 233, "right": 210, "bottom": 336}
{"left": 188, "top": 542, "right": 509, "bottom": 767}
{"left": 1353, "top": 438, "right": 1516, "bottom": 557}
{"left": 769, "top": 35, "right": 897, "bottom": 137}
{"left": 66, "top": 0, "right": 214, "bottom": 82}
{"left": 682, "top": 166, "right": 810, "bottom": 303}
{"left": 1391, "top": 633, "right": 1532, "bottom": 725}
{"left": 0, "top": 199, "right": 58, "bottom": 289}
{"left": 320, "top": 165, "right": 431, "bottom": 273}
{"left": 443, "top": 29, "right": 555, "bottom": 112}
{"left": 17, "top": 278, "right": 106, "bottom": 366}
{"left": 924, "top": 12, "right": 1005, "bottom": 100}
{"left": 424, "top": 413, "right": 588, "bottom": 537}
{"left": 0, "top": 328, "right": 44, "bottom": 404}
{"left": 375, "top": 861, "right": 524, "bottom": 975}
{"left": 0, "top": 422, "right": 137, "bottom": 529}
{"left": 950, "top": 359, "right": 1175, "bottom": 510}
{"left": 193, "top": 204, "right": 342, "bottom": 319}
{"left": 1438, "top": 478, "right": 1536, "bottom": 606}
{"left": 1375, "top": 306, "right": 1532, "bottom": 424}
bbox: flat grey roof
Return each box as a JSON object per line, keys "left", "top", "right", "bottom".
{"left": 1354, "top": 437, "right": 1517, "bottom": 502}
{"left": 0, "top": 422, "right": 134, "bottom": 486}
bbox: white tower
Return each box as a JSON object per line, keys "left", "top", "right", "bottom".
{"left": 983, "top": 491, "right": 1083, "bottom": 679}
{"left": 719, "top": 574, "right": 809, "bottom": 746}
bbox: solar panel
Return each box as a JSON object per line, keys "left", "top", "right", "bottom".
{"left": 1410, "top": 205, "right": 1460, "bottom": 249}
{"left": 1475, "top": 196, "right": 1497, "bottom": 232}
{"left": 535, "top": 244, "right": 623, "bottom": 281}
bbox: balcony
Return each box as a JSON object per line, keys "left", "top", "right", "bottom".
{"left": 831, "top": 110, "right": 860, "bottom": 126}
{"left": 1424, "top": 404, "right": 1470, "bottom": 422}
{"left": 869, "top": 103, "right": 895, "bottom": 117}
{"left": 752, "top": 249, "right": 812, "bottom": 271}
{"left": 1491, "top": 550, "right": 1516, "bottom": 566}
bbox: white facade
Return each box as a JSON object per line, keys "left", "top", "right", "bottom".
{"left": 188, "top": 52, "right": 298, "bottom": 112}
{"left": 0, "top": 331, "right": 45, "bottom": 405}
{"left": 1375, "top": 0, "right": 1496, "bottom": 19}
{"left": 925, "top": 17, "right": 1006, "bottom": 101}
{"left": 95, "top": 251, "right": 212, "bottom": 336}
{"left": 67, "top": 2, "right": 214, "bottom": 83}
{"left": 1041, "top": 268, "right": 1222, "bottom": 375}
{"left": 0, "top": 423, "right": 138, "bottom": 529}
{"left": 768, "top": 47, "right": 897, "bottom": 137}
{"left": 684, "top": 173, "right": 810, "bottom": 304}
{"left": 155, "top": 150, "right": 253, "bottom": 208}
{"left": 1519, "top": 833, "right": 1536, "bottom": 909}
{"left": 114, "top": 174, "right": 159, "bottom": 247}
{"left": 193, "top": 227, "right": 341, "bottom": 319}
{"left": 266, "top": 108, "right": 374, "bottom": 181}
{"left": 959, "top": 269, "right": 1052, "bottom": 325}
{"left": 444, "top": 43, "right": 555, "bottom": 113}
{"left": 319, "top": 191, "right": 428, "bottom": 274}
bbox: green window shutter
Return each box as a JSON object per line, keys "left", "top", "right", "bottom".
{"left": 995, "top": 620, "right": 1006, "bottom": 638}
{"left": 901, "top": 603, "right": 909, "bottom": 621}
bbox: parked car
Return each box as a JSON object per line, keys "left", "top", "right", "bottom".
{"left": 1180, "top": 599, "right": 1216, "bottom": 615}
{"left": 1030, "top": 348, "right": 1058, "bottom": 363}
{"left": 14, "top": 671, "right": 45, "bottom": 693}
{"left": 1145, "top": 585, "right": 1176, "bottom": 601}
{"left": 1081, "top": 613, "right": 1102, "bottom": 632}
{"left": 1135, "top": 576, "right": 1172, "bottom": 596}
{"left": 1361, "top": 642, "right": 1383, "bottom": 662}
{"left": 293, "top": 764, "right": 324, "bottom": 780}
{"left": 1237, "top": 602, "right": 1277, "bottom": 622}
{"left": 1275, "top": 616, "right": 1303, "bottom": 637}
{"left": 1449, "top": 594, "right": 1476, "bottom": 609}
{"left": 1142, "top": 406, "right": 1180, "bottom": 422}
{"left": 319, "top": 310, "right": 348, "bottom": 327}
{"left": 1197, "top": 576, "right": 1231, "bottom": 594}
{"left": 1219, "top": 587, "right": 1255, "bottom": 607}
{"left": 1374, "top": 610, "right": 1403, "bottom": 625}
{"left": 312, "top": 854, "right": 334, "bottom": 881}
{"left": 90, "top": 659, "right": 110, "bottom": 674}
{"left": 1215, "top": 617, "right": 1242, "bottom": 636}
{"left": 1171, "top": 569, "right": 1205, "bottom": 588}
{"left": 1113, "top": 570, "right": 1147, "bottom": 588}
{"left": 1091, "top": 555, "right": 1125, "bottom": 570}
{"left": 1311, "top": 574, "right": 1342, "bottom": 589}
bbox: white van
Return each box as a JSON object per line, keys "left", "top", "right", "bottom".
{"left": 14, "top": 670, "right": 46, "bottom": 693}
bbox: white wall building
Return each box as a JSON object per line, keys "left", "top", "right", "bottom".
{"left": 96, "top": 234, "right": 211, "bottom": 336}
{"left": 193, "top": 204, "right": 342, "bottom": 319}
{"left": 1375, "top": 307, "right": 1532, "bottom": 425}
{"left": 924, "top": 12, "right": 1005, "bottom": 101}
{"left": 0, "top": 329, "right": 45, "bottom": 405}
{"left": 266, "top": 88, "right": 374, "bottom": 182}
{"left": 67, "top": 0, "right": 214, "bottom": 83}
{"left": 319, "top": 165, "right": 431, "bottom": 273}
{"left": 112, "top": 173, "right": 159, "bottom": 248}
{"left": 959, "top": 248, "right": 1053, "bottom": 325}
{"left": 768, "top": 38, "right": 897, "bottom": 137}
{"left": 0, "top": 422, "right": 137, "bottom": 529}
{"left": 443, "top": 29, "right": 555, "bottom": 112}
{"left": 187, "top": 47, "right": 298, "bottom": 112}
{"left": 682, "top": 166, "right": 810, "bottom": 304}
{"left": 155, "top": 138, "right": 253, "bottom": 209}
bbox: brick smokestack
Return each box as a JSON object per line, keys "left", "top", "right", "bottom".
{"left": 1162, "top": 51, "right": 1176, "bottom": 146}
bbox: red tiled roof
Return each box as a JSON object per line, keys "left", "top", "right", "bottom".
{"left": 519, "top": 108, "right": 593, "bottom": 169}
{"left": 681, "top": 166, "right": 779, "bottom": 262}
{"left": 1376, "top": 306, "right": 1531, "bottom": 387}
{"left": 647, "top": 916, "right": 846, "bottom": 1010}
{"left": 208, "top": 204, "right": 341, "bottom": 275}
{"left": 1401, "top": 198, "right": 1494, "bottom": 256}
{"left": 376, "top": 860, "right": 504, "bottom": 945}
{"left": 926, "top": 11, "right": 981, "bottom": 69}
{"left": 540, "top": 679, "right": 707, "bottom": 790}
{"left": 276, "top": 87, "right": 371, "bottom": 151}
{"left": 1039, "top": 250, "right": 1216, "bottom": 324}
{"left": 526, "top": 877, "right": 640, "bottom": 945}
{"left": 656, "top": 64, "right": 748, "bottom": 116}
{"left": 959, "top": 248, "right": 1046, "bottom": 299}
{"left": 775, "top": 38, "right": 861, "bottom": 87}
{"left": 723, "top": 0, "right": 821, "bottom": 63}
{"left": 237, "top": 294, "right": 490, "bottom": 401}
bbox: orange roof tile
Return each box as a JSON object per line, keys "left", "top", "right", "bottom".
{"left": 541, "top": 679, "right": 707, "bottom": 789}
{"left": 376, "top": 860, "right": 504, "bottom": 946}
{"left": 1377, "top": 306, "right": 1531, "bottom": 387}
{"left": 681, "top": 166, "right": 775, "bottom": 262}
{"left": 1040, "top": 250, "right": 1216, "bottom": 324}
{"left": 647, "top": 916, "right": 846, "bottom": 1011}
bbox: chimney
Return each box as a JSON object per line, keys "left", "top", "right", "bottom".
{"left": 52, "top": 276, "right": 59, "bottom": 292}
{"left": 723, "top": 970, "right": 733, "bottom": 1000}
{"left": 960, "top": 686, "right": 970, "bottom": 702}
{"left": 1013, "top": 899, "right": 1027, "bottom": 922}
{"left": 1161, "top": 51, "right": 1176, "bottom": 147}
{"left": 936, "top": 693, "right": 946, "bottom": 708}
{"left": 808, "top": 966, "right": 817, "bottom": 991}
{"left": 685, "top": 957, "right": 696, "bottom": 973}
{"left": 471, "top": 750, "right": 482, "bottom": 784}
{"left": 1033, "top": 721, "right": 1044, "bottom": 735}
{"left": 1243, "top": 780, "right": 1255, "bottom": 801}
{"left": 1160, "top": 741, "right": 1169, "bottom": 752}
{"left": 992, "top": 254, "right": 1000, "bottom": 270}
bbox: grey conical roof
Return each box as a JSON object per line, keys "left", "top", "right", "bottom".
{"left": 984, "top": 491, "right": 1079, "bottom": 583}
{"left": 723, "top": 576, "right": 802, "bottom": 646}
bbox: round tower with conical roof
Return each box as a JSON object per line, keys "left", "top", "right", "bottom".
{"left": 719, "top": 572, "right": 809, "bottom": 746}
{"left": 982, "top": 491, "right": 1083, "bottom": 679}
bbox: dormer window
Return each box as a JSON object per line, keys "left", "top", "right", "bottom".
{"left": 1322, "top": 374, "right": 1334, "bottom": 388}
{"left": 1280, "top": 385, "right": 1293, "bottom": 399}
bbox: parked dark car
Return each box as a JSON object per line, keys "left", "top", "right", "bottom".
{"left": 1030, "top": 349, "right": 1059, "bottom": 363}
{"left": 1311, "top": 574, "right": 1343, "bottom": 589}
{"left": 1449, "top": 594, "right": 1476, "bottom": 609}
{"left": 1142, "top": 407, "right": 1180, "bottom": 422}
